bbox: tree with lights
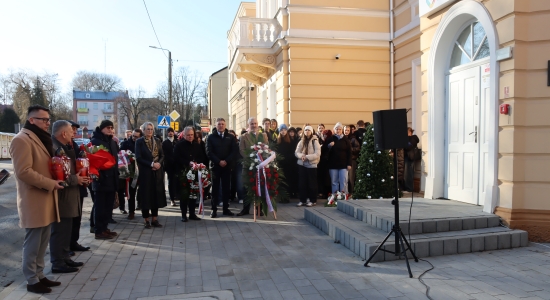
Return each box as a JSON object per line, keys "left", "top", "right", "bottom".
{"left": 353, "top": 123, "right": 398, "bottom": 199}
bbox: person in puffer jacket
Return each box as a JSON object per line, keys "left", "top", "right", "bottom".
{"left": 294, "top": 125, "right": 321, "bottom": 207}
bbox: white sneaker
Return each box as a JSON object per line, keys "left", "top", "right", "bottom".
{"left": 238, "top": 200, "right": 243, "bottom": 204}
{"left": 305, "top": 202, "right": 313, "bottom": 207}
{"left": 219, "top": 202, "right": 223, "bottom": 206}
{"left": 296, "top": 202, "right": 303, "bottom": 207}
{"left": 312, "top": 202, "right": 317, "bottom": 206}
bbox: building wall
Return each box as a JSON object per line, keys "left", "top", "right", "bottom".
{"left": 208, "top": 68, "right": 229, "bottom": 127}
{"left": 420, "top": 0, "right": 550, "bottom": 241}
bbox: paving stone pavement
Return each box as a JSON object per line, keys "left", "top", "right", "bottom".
{"left": 2, "top": 199, "right": 550, "bottom": 300}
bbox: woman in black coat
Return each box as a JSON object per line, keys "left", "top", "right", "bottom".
{"left": 275, "top": 124, "right": 294, "bottom": 202}
{"left": 135, "top": 122, "right": 166, "bottom": 229}
{"left": 174, "top": 126, "right": 208, "bottom": 222}
{"left": 327, "top": 122, "right": 352, "bottom": 194}
{"left": 404, "top": 127, "right": 420, "bottom": 192}
{"left": 287, "top": 127, "right": 300, "bottom": 197}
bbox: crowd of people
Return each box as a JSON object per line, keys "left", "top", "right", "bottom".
{"left": 10, "top": 104, "right": 419, "bottom": 294}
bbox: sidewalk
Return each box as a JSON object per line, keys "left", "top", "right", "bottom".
{"left": 2, "top": 198, "right": 550, "bottom": 300}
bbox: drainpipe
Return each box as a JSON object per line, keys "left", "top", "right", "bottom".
{"left": 390, "top": 0, "right": 395, "bottom": 109}
{"left": 246, "top": 82, "right": 250, "bottom": 124}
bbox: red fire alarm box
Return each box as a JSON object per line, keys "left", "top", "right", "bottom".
{"left": 500, "top": 103, "right": 510, "bottom": 115}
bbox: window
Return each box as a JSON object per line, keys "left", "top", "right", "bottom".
{"left": 105, "top": 115, "right": 112, "bottom": 120}
{"left": 79, "top": 102, "right": 87, "bottom": 108}
{"left": 93, "top": 103, "right": 98, "bottom": 110}
{"left": 93, "top": 115, "right": 98, "bottom": 122}
{"left": 104, "top": 103, "right": 112, "bottom": 110}
{"left": 78, "top": 115, "right": 88, "bottom": 122}
{"left": 450, "top": 22, "right": 490, "bottom": 68}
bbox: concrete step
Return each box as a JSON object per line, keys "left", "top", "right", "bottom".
{"left": 305, "top": 207, "right": 528, "bottom": 263}
{"left": 338, "top": 200, "right": 501, "bottom": 235}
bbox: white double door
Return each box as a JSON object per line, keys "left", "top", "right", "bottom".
{"left": 445, "top": 63, "right": 490, "bottom": 205}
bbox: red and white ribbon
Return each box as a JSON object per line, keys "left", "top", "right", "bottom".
{"left": 197, "top": 169, "right": 204, "bottom": 218}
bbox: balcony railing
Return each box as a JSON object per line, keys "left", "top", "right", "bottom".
{"left": 229, "top": 17, "right": 282, "bottom": 56}
{"left": 77, "top": 108, "right": 89, "bottom": 113}
{"left": 102, "top": 109, "right": 114, "bottom": 113}
{"left": 77, "top": 121, "right": 88, "bottom": 126}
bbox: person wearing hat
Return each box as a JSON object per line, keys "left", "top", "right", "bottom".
{"left": 162, "top": 127, "right": 178, "bottom": 206}
{"left": 66, "top": 121, "right": 91, "bottom": 252}
{"left": 90, "top": 120, "right": 119, "bottom": 239}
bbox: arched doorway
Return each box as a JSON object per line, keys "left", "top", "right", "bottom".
{"left": 424, "top": 0, "right": 500, "bottom": 213}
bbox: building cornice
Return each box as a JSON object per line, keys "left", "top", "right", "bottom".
{"left": 286, "top": 5, "right": 388, "bottom": 18}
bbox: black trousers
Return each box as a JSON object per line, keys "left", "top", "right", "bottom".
{"left": 299, "top": 166, "right": 318, "bottom": 203}
{"left": 89, "top": 186, "right": 95, "bottom": 227}
{"left": 127, "top": 183, "right": 138, "bottom": 213}
{"left": 180, "top": 197, "right": 197, "bottom": 218}
{"left": 94, "top": 191, "right": 115, "bottom": 234}
{"left": 50, "top": 218, "right": 72, "bottom": 268}
{"left": 70, "top": 196, "right": 85, "bottom": 248}
{"left": 117, "top": 179, "right": 127, "bottom": 211}
{"left": 166, "top": 169, "right": 178, "bottom": 201}
{"left": 211, "top": 167, "right": 231, "bottom": 212}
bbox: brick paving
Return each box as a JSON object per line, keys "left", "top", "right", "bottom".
{"left": 2, "top": 198, "right": 550, "bottom": 300}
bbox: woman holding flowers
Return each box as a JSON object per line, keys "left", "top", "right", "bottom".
{"left": 135, "top": 122, "right": 166, "bottom": 229}
{"left": 295, "top": 125, "right": 321, "bottom": 207}
{"left": 174, "top": 126, "right": 208, "bottom": 222}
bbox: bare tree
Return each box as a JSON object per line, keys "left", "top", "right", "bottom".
{"left": 167, "top": 67, "right": 207, "bottom": 127}
{"left": 116, "top": 88, "right": 157, "bottom": 130}
{"left": 72, "top": 70, "right": 123, "bottom": 92}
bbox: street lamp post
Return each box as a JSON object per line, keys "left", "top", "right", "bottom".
{"left": 149, "top": 46, "right": 172, "bottom": 113}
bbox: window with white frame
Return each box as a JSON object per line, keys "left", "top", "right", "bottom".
{"left": 450, "top": 21, "right": 490, "bottom": 68}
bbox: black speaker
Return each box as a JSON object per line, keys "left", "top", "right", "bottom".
{"left": 373, "top": 109, "right": 408, "bottom": 150}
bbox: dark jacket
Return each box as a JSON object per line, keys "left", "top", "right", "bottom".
{"left": 205, "top": 128, "right": 237, "bottom": 170}
{"left": 327, "top": 135, "right": 352, "bottom": 170}
{"left": 120, "top": 138, "right": 136, "bottom": 153}
{"left": 135, "top": 136, "right": 166, "bottom": 210}
{"left": 162, "top": 138, "right": 178, "bottom": 172}
{"left": 405, "top": 135, "right": 420, "bottom": 161}
{"left": 91, "top": 128, "right": 119, "bottom": 193}
{"left": 52, "top": 137, "right": 81, "bottom": 218}
{"left": 174, "top": 139, "right": 209, "bottom": 174}
{"left": 354, "top": 127, "right": 368, "bottom": 146}
{"left": 348, "top": 134, "right": 361, "bottom": 160}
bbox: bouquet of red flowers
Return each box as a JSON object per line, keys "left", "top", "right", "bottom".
{"left": 242, "top": 142, "right": 286, "bottom": 220}
{"left": 118, "top": 150, "right": 136, "bottom": 179}
{"left": 79, "top": 143, "right": 116, "bottom": 177}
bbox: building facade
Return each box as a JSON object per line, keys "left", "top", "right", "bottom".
{"left": 227, "top": 0, "right": 550, "bottom": 241}
{"left": 72, "top": 90, "right": 129, "bottom": 138}
{"left": 207, "top": 67, "right": 229, "bottom": 130}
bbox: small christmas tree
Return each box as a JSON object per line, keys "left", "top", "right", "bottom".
{"left": 354, "top": 124, "right": 398, "bottom": 199}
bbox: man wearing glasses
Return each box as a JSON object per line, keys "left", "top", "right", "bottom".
{"left": 10, "top": 105, "right": 65, "bottom": 293}
{"left": 120, "top": 128, "right": 142, "bottom": 219}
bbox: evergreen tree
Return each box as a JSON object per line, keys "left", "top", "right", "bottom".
{"left": 30, "top": 79, "right": 48, "bottom": 107}
{"left": 354, "top": 123, "right": 398, "bottom": 199}
{"left": 0, "top": 108, "right": 21, "bottom": 133}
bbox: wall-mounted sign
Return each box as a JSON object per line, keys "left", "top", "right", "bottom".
{"left": 419, "top": 0, "right": 457, "bottom": 18}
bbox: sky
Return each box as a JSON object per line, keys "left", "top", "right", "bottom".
{"left": 0, "top": 0, "right": 246, "bottom": 97}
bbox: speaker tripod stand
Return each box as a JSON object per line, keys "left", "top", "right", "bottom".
{"left": 364, "top": 148, "right": 419, "bottom": 278}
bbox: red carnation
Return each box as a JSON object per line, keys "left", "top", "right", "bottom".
{"left": 274, "top": 173, "right": 278, "bottom": 178}
{"left": 248, "top": 171, "right": 253, "bottom": 176}
{"left": 275, "top": 190, "right": 279, "bottom": 195}
{"left": 267, "top": 174, "right": 272, "bottom": 178}
{"left": 250, "top": 178, "right": 255, "bottom": 182}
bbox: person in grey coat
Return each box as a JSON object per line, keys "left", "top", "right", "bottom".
{"left": 49, "top": 121, "right": 89, "bottom": 273}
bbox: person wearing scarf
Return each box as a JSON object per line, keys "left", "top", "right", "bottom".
{"left": 294, "top": 125, "right": 321, "bottom": 207}
{"left": 10, "top": 105, "right": 65, "bottom": 293}
{"left": 135, "top": 122, "right": 166, "bottom": 228}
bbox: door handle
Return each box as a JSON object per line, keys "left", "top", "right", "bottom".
{"left": 469, "top": 126, "right": 478, "bottom": 143}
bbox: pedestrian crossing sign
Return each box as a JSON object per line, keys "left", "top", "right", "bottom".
{"left": 157, "top": 115, "right": 171, "bottom": 129}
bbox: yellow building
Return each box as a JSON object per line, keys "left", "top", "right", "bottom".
{"left": 227, "top": 0, "right": 550, "bottom": 241}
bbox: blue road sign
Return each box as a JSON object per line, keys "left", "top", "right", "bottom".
{"left": 157, "top": 115, "right": 171, "bottom": 129}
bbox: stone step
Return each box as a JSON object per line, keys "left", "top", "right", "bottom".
{"left": 338, "top": 200, "right": 501, "bottom": 235}
{"left": 305, "top": 207, "right": 528, "bottom": 263}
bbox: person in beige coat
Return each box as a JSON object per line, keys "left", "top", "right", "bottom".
{"left": 10, "top": 105, "right": 65, "bottom": 294}
{"left": 295, "top": 125, "right": 321, "bottom": 207}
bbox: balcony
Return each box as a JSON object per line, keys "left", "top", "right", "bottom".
{"left": 77, "top": 121, "right": 88, "bottom": 126}
{"left": 102, "top": 109, "right": 114, "bottom": 113}
{"left": 77, "top": 108, "right": 89, "bottom": 113}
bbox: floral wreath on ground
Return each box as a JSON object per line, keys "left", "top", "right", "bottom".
{"left": 179, "top": 162, "right": 212, "bottom": 217}
{"left": 242, "top": 142, "right": 287, "bottom": 217}
{"left": 325, "top": 191, "right": 351, "bottom": 207}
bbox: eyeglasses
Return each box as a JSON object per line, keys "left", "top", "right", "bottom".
{"left": 33, "top": 117, "right": 51, "bottom": 123}
{"left": 132, "top": 135, "right": 140, "bottom": 138}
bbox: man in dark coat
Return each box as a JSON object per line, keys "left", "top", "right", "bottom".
{"left": 162, "top": 127, "right": 178, "bottom": 206}
{"left": 354, "top": 120, "right": 368, "bottom": 147}
{"left": 174, "top": 126, "right": 208, "bottom": 221}
{"left": 120, "top": 128, "right": 142, "bottom": 219}
{"left": 50, "top": 121, "right": 87, "bottom": 273}
{"left": 205, "top": 118, "right": 237, "bottom": 218}
{"left": 90, "top": 120, "right": 119, "bottom": 240}
{"left": 67, "top": 121, "right": 90, "bottom": 252}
